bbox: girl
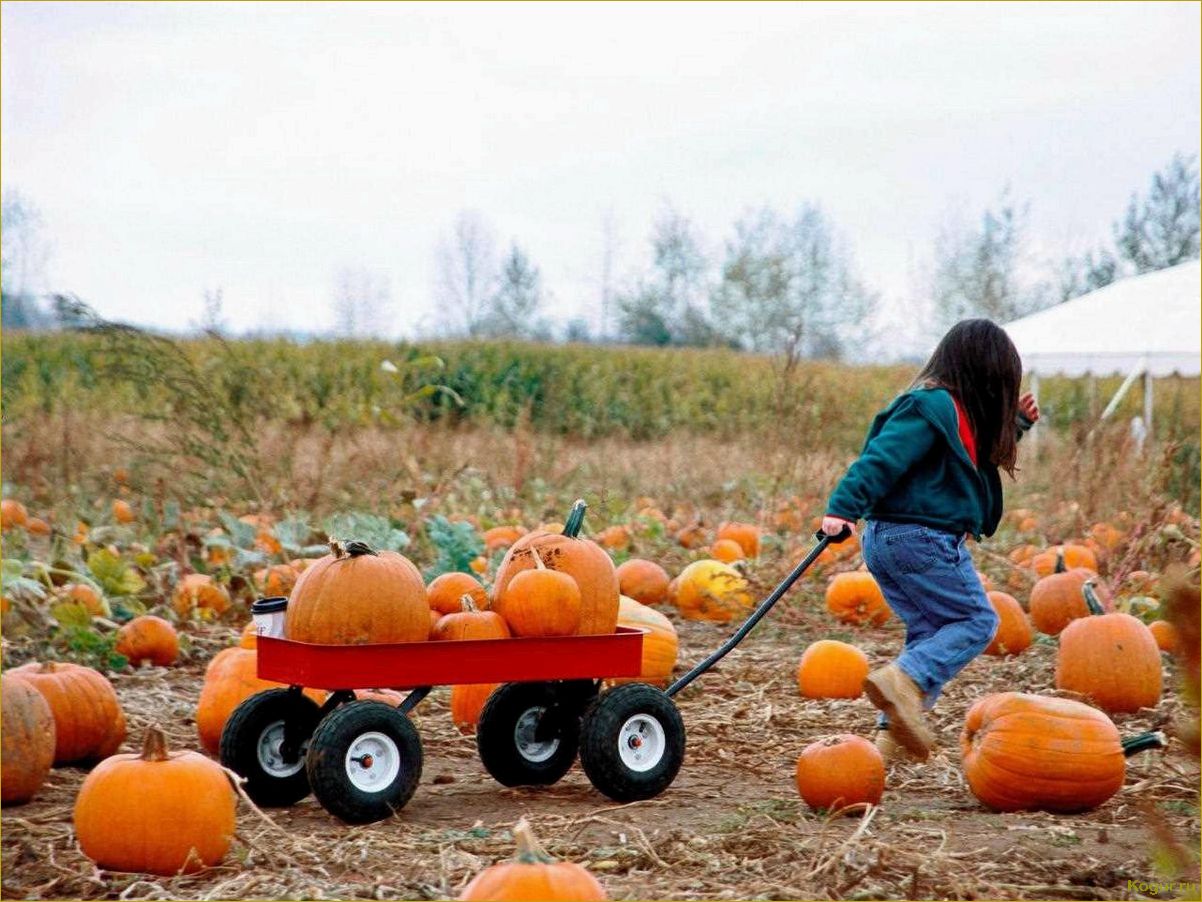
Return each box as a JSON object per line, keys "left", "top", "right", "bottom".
{"left": 821, "top": 319, "right": 1039, "bottom": 762}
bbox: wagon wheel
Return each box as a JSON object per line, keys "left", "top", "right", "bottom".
{"left": 220, "top": 688, "right": 321, "bottom": 807}
{"left": 476, "top": 681, "right": 592, "bottom": 787}
{"left": 306, "top": 700, "right": 423, "bottom": 824}
{"left": 579, "top": 683, "right": 685, "bottom": 802}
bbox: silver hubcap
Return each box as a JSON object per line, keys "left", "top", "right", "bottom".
{"left": 345, "top": 731, "right": 402, "bottom": 793}
{"left": 257, "top": 720, "right": 305, "bottom": 777}
{"left": 619, "top": 714, "right": 665, "bottom": 772}
{"left": 514, "top": 706, "right": 559, "bottom": 763}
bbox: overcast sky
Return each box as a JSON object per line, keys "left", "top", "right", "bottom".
{"left": 2, "top": 1, "right": 1198, "bottom": 353}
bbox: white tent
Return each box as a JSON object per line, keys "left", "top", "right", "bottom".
{"left": 1003, "top": 260, "right": 1201, "bottom": 443}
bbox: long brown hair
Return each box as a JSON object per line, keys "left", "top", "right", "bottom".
{"left": 911, "top": 319, "right": 1023, "bottom": 476}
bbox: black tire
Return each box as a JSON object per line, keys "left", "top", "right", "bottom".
{"left": 305, "top": 701, "right": 423, "bottom": 824}
{"left": 579, "top": 683, "right": 685, "bottom": 803}
{"left": 476, "top": 682, "right": 582, "bottom": 787}
{"left": 220, "top": 688, "right": 321, "bottom": 807}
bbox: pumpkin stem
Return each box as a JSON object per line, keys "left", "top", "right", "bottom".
{"left": 531, "top": 547, "right": 547, "bottom": 571}
{"left": 1122, "top": 731, "right": 1167, "bottom": 757}
{"left": 140, "top": 725, "right": 170, "bottom": 762}
{"left": 1082, "top": 580, "right": 1106, "bottom": 616}
{"left": 344, "top": 540, "right": 378, "bottom": 558}
{"left": 511, "top": 817, "right": 554, "bottom": 865}
{"left": 1054, "top": 551, "right": 1066, "bottom": 574}
{"left": 562, "top": 500, "right": 586, "bottom": 538}
{"left": 328, "top": 537, "right": 345, "bottom": 558}
{"left": 459, "top": 593, "right": 478, "bottom": 613}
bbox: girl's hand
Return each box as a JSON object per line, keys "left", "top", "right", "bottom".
{"left": 1019, "top": 392, "right": 1040, "bottom": 423}
{"left": 821, "top": 516, "right": 856, "bottom": 540}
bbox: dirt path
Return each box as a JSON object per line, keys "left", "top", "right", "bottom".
{"left": 3, "top": 614, "right": 1199, "bottom": 900}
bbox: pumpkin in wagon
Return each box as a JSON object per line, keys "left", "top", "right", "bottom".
{"left": 433, "top": 596, "right": 511, "bottom": 642}
{"left": 494, "top": 549, "right": 582, "bottom": 638}
{"left": 609, "top": 595, "right": 679, "bottom": 686}
{"left": 427, "top": 571, "right": 489, "bottom": 616}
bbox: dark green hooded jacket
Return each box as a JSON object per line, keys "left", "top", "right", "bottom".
{"left": 826, "top": 387, "right": 1032, "bottom": 540}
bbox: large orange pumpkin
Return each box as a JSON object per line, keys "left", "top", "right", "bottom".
{"left": 427, "top": 571, "right": 489, "bottom": 616}
{"left": 795, "top": 734, "right": 884, "bottom": 812}
{"left": 172, "top": 573, "right": 232, "bottom": 618}
{"left": 610, "top": 595, "right": 679, "bottom": 686}
{"left": 9, "top": 662, "right": 126, "bottom": 764}
{"left": 116, "top": 615, "right": 180, "bottom": 667}
{"left": 492, "top": 508, "right": 619, "bottom": 636}
{"left": 450, "top": 683, "right": 500, "bottom": 734}
{"left": 285, "top": 540, "right": 429, "bottom": 645}
{"left": 673, "top": 559, "right": 753, "bottom": 622}
{"left": 459, "top": 818, "right": 606, "bottom": 901}
{"left": 961, "top": 692, "right": 1165, "bottom": 812}
{"left": 433, "top": 596, "right": 511, "bottom": 642}
{"left": 74, "top": 726, "right": 236, "bottom": 875}
{"left": 1, "top": 674, "right": 56, "bottom": 804}
{"left": 1055, "top": 582, "right": 1162, "bottom": 713}
{"left": 983, "top": 591, "right": 1032, "bottom": 656}
{"left": 716, "top": 521, "right": 761, "bottom": 558}
{"left": 796, "top": 640, "right": 869, "bottom": 699}
{"left": 194, "top": 647, "right": 325, "bottom": 754}
{"left": 615, "top": 559, "right": 671, "bottom": 606}
{"left": 825, "top": 571, "right": 891, "bottom": 626}
{"left": 1029, "top": 564, "right": 1112, "bottom": 636}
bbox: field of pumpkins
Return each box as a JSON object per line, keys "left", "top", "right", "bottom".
{"left": 1, "top": 487, "right": 1199, "bottom": 900}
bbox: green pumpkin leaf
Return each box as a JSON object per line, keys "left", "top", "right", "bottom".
{"left": 51, "top": 601, "right": 93, "bottom": 628}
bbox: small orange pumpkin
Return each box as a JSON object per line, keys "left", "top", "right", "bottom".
{"left": 60, "top": 582, "right": 111, "bottom": 618}
{"left": 483, "top": 525, "right": 526, "bottom": 553}
{"left": 1148, "top": 620, "right": 1179, "bottom": 654}
{"left": 459, "top": 818, "right": 606, "bottom": 901}
{"left": 796, "top": 640, "right": 869, "bottom": 699}
{"left": 25, "top": 516, "right": 51, "bottom": 536}
{"left": 253, "top": 564, "right": 298, "bottom": 598}
{"left": 983, "top": 591, "right": 1032, "bottom": 656}
{"left": 112, "top": 499, "right": 136, "bottom": 524}
{"left": 1, "top": 498, "right": 29, "bottom": 530}
{"left": 716, "top": 521, "right": 761, "bottom": 558}
{"left": 1, "top": 674, "right": 56, "bottom": 804}
{"left": 1029, "top": 560, "right": 1112, "bottom": 636}
{"left": 795, "top": 734, "right": 884, "bottom": 812}
{"left": 594, "top": 525, "right": 631, "bottom": 550}
{"left": 709, "top": 539, "right": 745, "bottom": 564}
{"left": 427, "top": 572, "right": 489, "bottom": 616}
{"left": 824, "top": 571, "right": 891, "bottom": 626}
{"left": 116, "top": 615, "right": 180, "bottom": 667}
{"left": 494, "top": 549, "right": 582, "bottom": 638}
{"left": 615, "top": 559, "right": 671, "bottom": 606}
{"left": 172, "top": 573, "right": 232, "bottom": 618}
{"left": 9, "top": 661, "right": 126, "bottom": 764}
{"left": 74, "top": 726, "right": 236, "bottom": 875}
{"left": 450, "top": 683, "right": 500, "bottom": 734}
{"left": 1032, "top": 544, "right": 1098, "bottom": 577}
{"left": 1055, "top": 581, "right": 1162, "bottom": 713}
{"left": 433, "top": 595, "right": 511, "bottom": 642}
{"left": 674, "top": 523, "right": 708, "bottom": 549}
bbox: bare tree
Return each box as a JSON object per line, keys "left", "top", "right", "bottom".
{"left": 332, "top": 266, "right": 392, "bottom": 338}
{"left": 194, "top": 286, "right": 229, "bottom": 336}
{"left": 435, "top": 211, "right": 499, "bottom": 336}
{"left": 1115, "top": 153, "right": 1200, "bottom": 273}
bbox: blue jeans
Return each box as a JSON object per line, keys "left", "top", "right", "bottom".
{"left": 860, "top": 519, "right": 998, "bottom": 725}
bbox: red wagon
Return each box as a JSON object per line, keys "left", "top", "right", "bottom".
{"left": 221, "top": 502, "right": 845, "bottom": 824}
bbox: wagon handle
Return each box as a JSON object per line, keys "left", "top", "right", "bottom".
{"left": 665, "top": 525, "right": 851, "bottom": 698}
{"left": 563, "top": 499, "right": 587, "bottom": 538}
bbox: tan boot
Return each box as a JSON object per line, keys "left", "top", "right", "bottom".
{"left": 874, "top": 730, "right": 918, "bottom": 766}
{"left": 863, "top": 663, "right": 934, "bottom": 760}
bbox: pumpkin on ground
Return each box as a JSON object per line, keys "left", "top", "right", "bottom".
{"left": 673, "top": 559, "right": 752, "bottom": 622}
{"left": 194, "top": 647, "right": 324, "bottom": 754}
{"left": 1055, "top": 582, "right": 1162, "bottom": 714}
{"left": 615, "top": 559, "right": 671, "bottom": 606}
{"left": 610, "top": 595, "right": 679, "bottom": 686}
{"left": 1, "top": 498, "right": 29, "bottom": 530}
{"left": 285, "top": 540, "right": 428, "bottom": 645}
{"left": 8, "top": 662, "right": 125, "bottom": 765}
{"left": 433, "top": 596, "right": 511, "bottom": 642}
{"left": 674, "top": 524, "right": 708, "bottom": 549}
{"left": 594, "top": 525, "right": 631, "bottom": 550}
{"left": 253, "top": 564, "right": 298, "bottom": 598}
{"left": 116, "top": 615, "right": 180, "bottom": 667}
{"left": 494, "top": 550, "right": 582, "bottom": 638}
{"left": 1149, "top": 620, "right": 1179, "bottom": 654}
{"left": 960, "top": 692, "right": 1165, "bottom": 813}
{"left": 112, "top": 499, "right": 136, "bottom": 524}
{"left": 74, "top": 726, "right": 235, "bottom": 875}
{"left": 450, "top": 683, "right": 500, "bottom": 734}
{"left": 1032, "top": 544, "right": 1098, "bottom": 577}
{"left": 172, "top": 574, "right": 232, "bottom": 618}
{"left": 796, "top": 640, "right": 869, "bottom": 699}
{"left": 795, "top": 734, "right": 884, "bottom": 812}
{"left": 459, "top": 818, "right": 606, "bottom": 901}
{"left": 492, "top": 507, "right": 619, "bottom": 635}
{"left": 709, "top": 539, "right": 745, "bottom": 564}
{"left": 26, "top": 516, "right": 51, "bottom": 536}
{"left": 60, "top": 582, "right": 111, "bottom": 618}
{"left": 1028, "top": 562, "right": 1112, "bottom": 636}
{"left": 983, "top": 592, "right": 1032, "bottom": 656}
{"left": 716, "top": 521, "right": 761, "bottom": 558}
{"left": 427, "top": 572, "right": 489, "bottom": 616}
{"left": 1, "top": 674, "right": 56, "bottom": 805}
{"left": 483, "top": 525, "right": 525, "bottom": 554}
{"left": 825, "top": 571, "right": 891, "bottom": 626}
